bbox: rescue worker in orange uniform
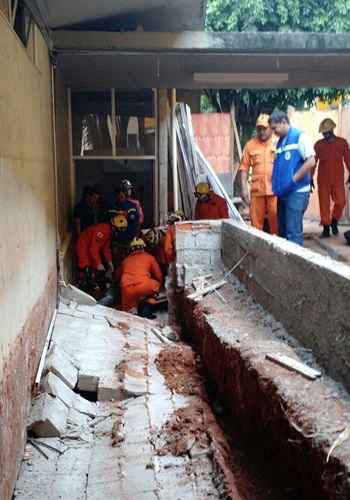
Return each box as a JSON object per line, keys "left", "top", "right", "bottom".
{"left": 314, "top": 118, "right": 350, "bottom": 238}
{"left": 115, "top": 238, "right": 163, "bottom": 318}
{"left": 194, "top": 182, "right": 229, "bottom": 220}
{"left": 163, "top": 211, "right": 185, "bottom": 264}
{"left": 75, "top": 220, "right": 114, "bottom": 292}
{"left": 240, "top": 114, "right": 278, "bottom": 234}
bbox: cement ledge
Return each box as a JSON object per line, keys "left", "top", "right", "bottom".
{"left": 222, "top": 220, "right": 350, "bottom": 392}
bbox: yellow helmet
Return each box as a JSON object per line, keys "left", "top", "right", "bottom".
{"left": 130, "top": 237, "right": 146, "bottom": 250}
{"left": 195, "top": 182, "right": 210, "bottom": 195}
{"left": 111, "top": 213, "right": 128, "bottom": 230}
{"left": 319, "top": 118, "right": 336, "bottom": 133}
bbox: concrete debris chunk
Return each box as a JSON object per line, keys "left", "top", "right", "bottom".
{"left": 78, "top": 373, "right": 99, "bottom": 392}
{"left": 28, "top": 393, "right": 68, "bottom": 438}
{"left": 44, "top": 343, "right": 78, "bottom": 390}
{"left": 73, "top": 394, "right": 98, "bottom": 418}
{"left": 42, "top": 372, "right": 74, "bottom": 408}
{"left": 161, "top": 326, "right": 179, "bottom": 342}
{"left": 43, "top": 372, "right": 97, "bottom": 417}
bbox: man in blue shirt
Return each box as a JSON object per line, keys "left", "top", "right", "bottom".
{"left": 269, "top": 111, "right": 316, "bottom": 246}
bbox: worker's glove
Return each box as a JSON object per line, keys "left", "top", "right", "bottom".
{"left": 96, "top": 263, "right": 105, "bottom": 272}
{"left": 310, "top": 179, "right": 315, "bottom": 193}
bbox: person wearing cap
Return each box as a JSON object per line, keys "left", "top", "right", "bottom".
{"left": 314, "top": 119, "right": 350, "bottom": 238}
{"left": 240, "top": 114, "right": 278, "bottom": 234}
{"left": 269, "top": 110, "right": 316, "bottom": 246}
{"left": 194, "top": 181, "right": 229, "bottom": 220}
{"left": 115, "top": 237, "right": 163, "bottom": 317}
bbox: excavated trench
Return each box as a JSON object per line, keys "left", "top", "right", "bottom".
{"left": 175, "top": 273, "right": 350, "bottom": 500}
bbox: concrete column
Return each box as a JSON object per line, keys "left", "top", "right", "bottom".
{"left": 158, "top": 89, "right": 169, "bottom": 225}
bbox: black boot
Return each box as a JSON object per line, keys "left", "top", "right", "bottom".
{"left": 138, "top": 301, "right": 156, "bottom": 320}
{"left": 320, "top": 225, "right": 330, "bottom": 238}
{"left": 331, "top": 217, "right": 339, "bottom": 236}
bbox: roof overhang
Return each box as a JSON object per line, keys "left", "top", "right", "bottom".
{"left": 53, "top": 31, "right": 350, "bottom": 90}
{"left": 26, "top": 0, "right": 206, "bottom": 31}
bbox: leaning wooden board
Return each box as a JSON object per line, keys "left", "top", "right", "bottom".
{"left": 266, "top": 354, "right": 321, "bottom": 381}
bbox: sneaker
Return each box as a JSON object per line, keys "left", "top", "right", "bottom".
{"left": 320, "top": 225, "right": 330, "bottom": 238}
{"left": 331, "top": 218, "right": 339, "bottom": 236}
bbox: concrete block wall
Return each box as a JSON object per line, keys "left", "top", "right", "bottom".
{"left": 175, "top": 221, "right": 222, "bottom": 287}
{"left": 222, "top": 221, "right": 350, "bottom": 391}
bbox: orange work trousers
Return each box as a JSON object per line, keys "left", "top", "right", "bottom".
{"left": 318, "top": 181, "right": 346, "bottom": 226}
{"left": 250, "top": 195, "right": 278, "bottom": 235}
{"left": 121, "top": 279, "right": 161, "bottom": 311}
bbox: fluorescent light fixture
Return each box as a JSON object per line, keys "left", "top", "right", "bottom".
{"left": 193, "top": 72, "right": 289, "bottom": 85}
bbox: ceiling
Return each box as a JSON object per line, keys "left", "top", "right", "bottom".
{"left": 53, "top": 31, "right": 350, "bottom": 90}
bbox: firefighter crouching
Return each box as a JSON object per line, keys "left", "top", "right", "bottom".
{"left": 75, "top": 220, "right": 114, "bottom": 294}
{"left": 115, "top": 238, "right": 163, "bottom": 319}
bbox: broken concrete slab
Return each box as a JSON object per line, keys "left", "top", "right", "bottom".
{"left": 78, "top": 373, "right": 100, "bottom": 392}
{"left": 60, "top": 282, "right": 97, "bottom": 306}
{"left": 42, "top": 371, "right": 74, "bottom": 408}
{"left": 44, "top": 343, "right": 78, "bottom": 390}
{"left": 43, "top": 371, "right": 97, "bottom": 417}
{"left": 98, "top": 375, "right": 124, "bottom": 402}
{"left": 28, "top": 393, "right": 68, "bottom": 438}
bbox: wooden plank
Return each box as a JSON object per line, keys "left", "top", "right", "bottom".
{"left": 154, "top": 89, "right": 159, "bottom": 226}
{"left": 188, "top": 279, "right": 226, "bottom": 300}
{"left": 171, "top": 88, "right": 179, "bottom": 211}
{"left": 266, "top": 354, "right": 321, "bottom": 380}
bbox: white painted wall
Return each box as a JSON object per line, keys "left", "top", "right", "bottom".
{"left": 0, "top": 13, "right": 56, "bottom": 372}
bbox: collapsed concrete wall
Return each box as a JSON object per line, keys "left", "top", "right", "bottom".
{"left": 176, "top": 221, "right": 222, "bottom": 287}
{"left": 0, "top": 14, "right": 57, "bottom": 500}
{"left": 222, "top": 220, "right": 350, "bottom": 391}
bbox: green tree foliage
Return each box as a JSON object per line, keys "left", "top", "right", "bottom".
{"left": 204, "top": 0, "right": 350, "bottom": 138}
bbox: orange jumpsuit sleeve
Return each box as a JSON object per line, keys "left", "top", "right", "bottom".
{"left": 89, "top": 235, "right": 102, "bottom": 268}
{"left": 150, "top": 256, "right": 163, "bottom": 283}
{"left": 101, "top": 236, "right": 112, "bottom": 264}
{"left": 219, "top": 197, "right": 229, "bottom": 218}
{"left": 239, "top": 144, "right": 251, "bottom": 172}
